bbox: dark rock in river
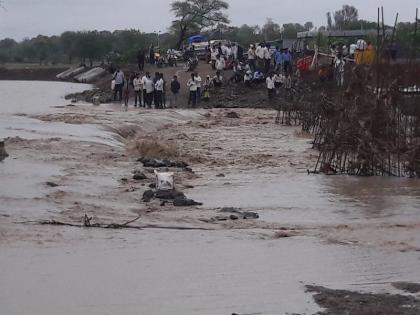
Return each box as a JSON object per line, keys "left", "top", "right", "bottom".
{"left": 155, "top": 190, "right": 185, "bottom": 200}
{"left": 139, "top": 158, "right": 189, "bottom": 169}
{"left": 132, "top": 171, "right": 147, "bottom": 180}
{"left": 242, "top": 211, "right": 259, "bottom": 219}
{"left": 0, "top": 141, "right": 9, "bottom": 161}
{"left": 142, "top": 190, "right": 155, "bottom": 202}
{"left": 219, "top": 207, "right": 259, "bottom": 219}
{"left": 226, "top": 111, "right": 240, "bottom": 119}
{"left": 46, "top": 181, "right": 59, "bottom": 187}
{"left": 173, "top": 198, "right": 203, "bottom": 207}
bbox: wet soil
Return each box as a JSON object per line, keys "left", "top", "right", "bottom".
{"left": 393, "top": 282, "right": 420, "bottom": 294}
{"left": 307, "top": 285, "right": 420, "bottom": 315}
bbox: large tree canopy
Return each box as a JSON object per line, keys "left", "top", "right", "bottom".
{"left": 329, "top": 5, "right": 359, "bottom": 30}
{"left": 261, "top": 18, "right": 281, "bottom": 41}
{"left": 170, "top": 0, "right": 229, "bottom": 49}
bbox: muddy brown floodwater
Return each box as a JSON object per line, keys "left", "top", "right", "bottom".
{"left": 1, "top": 80, "right": 420, "bottom": 315}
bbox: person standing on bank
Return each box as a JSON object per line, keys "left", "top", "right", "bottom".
{"left": 141, "top": 72, "right": 149, "bottom": 108}
{"left": 137, "top": 50, "right": 145, "bottom": 71}
{"left": 154, "top": 73, "right": 164, "bottom": 109}
{"left": 133, "top": 73, "right": 143, "bottom": 107}
{"left": 187, "top": 73, "right": 198, "bottom": 108}
{"left": 194, "top": 72, "right": 202, "bottom": 104}
{"left": 263, "top": 43, "right": 271, "bottom": 73}
{"left": 266, "top": 72, "right": 275, "bottom": 101}
{"left": 149, "top": 44, "right": 155, "bottom": 64}
{"left": 248, "top": 44, "right": 257, "bottom": 72}
{"left": 112, "top": 68, "right": 125, "bottom": 102}
{"left": 144, "top": 73, "right": 154, "bottom": 108}
{"left": 170, "top": 75, "right": 180, "bottom": 108}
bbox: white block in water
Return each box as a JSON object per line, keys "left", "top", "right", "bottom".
{"left": 56, "top": 66, "right": 86, "bottom": 80}
{"left": 74, "top": 67, "right": 106, "bottom": 83}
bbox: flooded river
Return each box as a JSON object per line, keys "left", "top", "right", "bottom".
{"left": 1, "top": 81, "right": 420, "bottom": 315}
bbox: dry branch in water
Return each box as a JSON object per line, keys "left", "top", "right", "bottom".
{"left": 17, "top": 215, "right": 213, "bottom": 231}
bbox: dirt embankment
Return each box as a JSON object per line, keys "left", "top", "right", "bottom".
{"left": 0, "top": 61, "right": 278, "bottom": 109}
{"left": 307, "top": 285, "right": 420, "bottom": 315}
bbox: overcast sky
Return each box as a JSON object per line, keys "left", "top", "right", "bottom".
{"left": 0, "top": 0, "right": 418, "bottom": 40}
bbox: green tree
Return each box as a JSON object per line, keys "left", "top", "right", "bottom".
{"left": 61, "top": 31, "right": 78, "bottom": 64}
{"left": 262, "top": 18, "right": 281, "bottom": 41}
{"left": 304, "top": 21, "right": 314, "bottom": 31}
{"left": 0, "top": 38, "right": 17, "bottom": 60}
{"left": 170, "top": 0, "right": 229, "bottom": 49}
{"left": 326, "top": 12, "right": 333, "bottom": 30}
{"left": 333, "top": 5, "right": 359, "bottom": 30}
{"left": 282, "top": 23, "right": 306, "bottom": 39}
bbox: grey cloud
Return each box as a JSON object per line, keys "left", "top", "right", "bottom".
{"left": 0, "top": 0, "right": 418, "bottom": 40}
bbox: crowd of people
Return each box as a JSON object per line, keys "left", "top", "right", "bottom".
{"left": 111, "top": 40, "right": 298, "bottom": 109}
{"left": 112, "top": 69, "right": 181, "bottom": 109}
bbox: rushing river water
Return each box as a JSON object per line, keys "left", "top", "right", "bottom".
{"left": 1, "top": 81, "right": 420, "bottom": 315}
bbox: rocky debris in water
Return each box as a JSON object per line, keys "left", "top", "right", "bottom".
{"left": 142, "top": 190, "right": 155, "bottom": 202}
{"left": 204, "top": 210, "right": 259, "bottom": 223}
{"left": 306, "top": 285, "right": 420, "bottom": 315}
{"left": 65, "top": 89, "right": 113, "bottom": 104}
{"left": 0, "top": 141, "right": 9, "bottom": 161}
{"left": 273, "top": 231, "right": 291, "bottom": 238}
{"left": 216, "top": 173, "right": 225, "bottom": 177}
{"left": 393, "top": 282, "right": 420, "bottom": 294}
{"left": 219, "top": 207, "right": 259, "bottom": 219}
{"left": 220, "top": 207, "right": 242, "bottom": 213}
{"left": 132, "top": 170, "right": 147, "bottom": 181}
{"left": 226, "top": 111, "right": 240, "bottom": 119}
{"left": 45, "top": 181, "right": 59, "bottom": 187}
{"left": 155, "top": 190, "right": 185, "bottom": 200}
{"left": 242, "top": 211, "right": 259, "bottom": 219}
{"left": 139, "top": 158, "right": 189, "bottom": 169}
{"left": 142, "top": 188, "right": 202, "bottom": 207}
{"left": 173, "top": 198, "right": 203, "bottom": 207}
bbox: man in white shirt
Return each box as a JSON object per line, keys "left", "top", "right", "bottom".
{"left": 141, "top": 72, "right": 149, "bottom": 108}
{"left": 194, "top": 72, "right": 202, "bottom": 104}
{"left": 247, "top": 44, "right": 256, "bottom": 72}
{"left": 112, "top": 68, "right": 125, "bottom": 102}
{"left": 210, "top": 46, "right": 218, "bottom": 70}
{"left": 255, "top": 43, "right": 266, "bottom": 73}
{"left": 133, "top": 73, "right": 143, "bottom": 107}
{"left": 187, "top": 73, "right": 198, "bottom": 108}
{"left": 144, "top": 73, "right": 154, "bottom": 108}
{"left": 255, "top": 43, "right": 264, "bottom": 59}
{"left": 154, "top": 73, "right": 164, "bottom": 108}
{"left": 334, "top": 57, "right": 345, "bottom": 87}
{"left": 266, "top": 72, "right": 275, "bottom": 101}
{"left": 273, "top": 73, "right": 285, "bottom": 87}
{"left": 215, "top": 55, "right": 225, "bottom": 71}
{"left": 263, "top": 44, "right": 271, "bottom": 73}
{"left": 213, "top": 70, "right": 223, "bottom": 88}
{"left": 232, "top": 43, "right": 238, "bottom": 60}
{"left": 244, "top": 70, "right": 252, "bottom": 87}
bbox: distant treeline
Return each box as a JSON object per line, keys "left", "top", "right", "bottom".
{"left": 0, "top": 20, "right": 418, "bottom": 66}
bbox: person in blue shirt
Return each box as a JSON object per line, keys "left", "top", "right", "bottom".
{"left": 282, "top": 48, "right": 292, "bottom": 75}
{"left": 274, "top": 47, "right": 283, "bottom": 73}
